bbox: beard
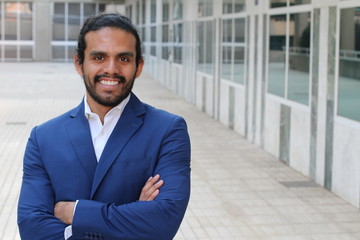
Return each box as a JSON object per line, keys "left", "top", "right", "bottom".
{"left": 83, "top": 72, "right": 136, "bottom": 107}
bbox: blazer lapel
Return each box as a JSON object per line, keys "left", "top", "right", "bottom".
{"left": 90, "top": 94, "right": 145, "bottom": 198}
{"left": 65, "top": 101, "right": 97, "bottom": 184}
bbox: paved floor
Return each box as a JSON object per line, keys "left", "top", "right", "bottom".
{"left": 1, "top": 63, "right": 360, "bottom": 240}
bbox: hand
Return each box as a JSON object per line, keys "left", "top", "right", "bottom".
{"left": 54, "top": 201, "right": 76, "bottom": 225}
{"left": 139, "top": 174, "right": 164, "bottom": 201}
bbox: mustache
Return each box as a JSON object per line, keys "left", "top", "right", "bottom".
{"left": 94, "top": 74, "right": 126, "bottom": 83}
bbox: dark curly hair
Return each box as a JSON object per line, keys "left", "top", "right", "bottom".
{"left": 76, "top": 13, "right": 143, "bottom": 66}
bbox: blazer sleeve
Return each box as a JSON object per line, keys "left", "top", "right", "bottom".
{"left": 17, "top": 127, "right": 67, "bottom": 240}
{"left": 72, "top": 116, "right": 191, "bottom": 240}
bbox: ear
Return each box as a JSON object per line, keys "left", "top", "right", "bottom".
{"left": 135, "top": 58, "right": 144, "bottom": 78}
{"left": 74, "top": 55, "right": 83, "bottom": 76}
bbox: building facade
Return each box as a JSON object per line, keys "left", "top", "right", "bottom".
{"left": 123, "top": 0, "right": 360, "bottom": 209}
{"left": 0, "top": 0, "right": 124, "bottom": 62}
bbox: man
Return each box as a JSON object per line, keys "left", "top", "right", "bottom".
{"left": 17, "top": 13, "right": 191, "bottom": 240}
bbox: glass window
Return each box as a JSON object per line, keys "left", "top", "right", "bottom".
{"left": 290, "top": 0, "right": 311, "bottom": 6}
{"left": 338, "top": 7, "right": 360, "bottom": 121}
{"left": 222, "top": 19, "right": 232, "bottom": 80}
{"left": 151, "top": 0, "right": 156, "bottom": 23}
{"left": 5, "top": 45, "right": 16, "bottom": 60}
{"left": 20, "top": 45, "right": 32, "bottom": 59}
{"left": 163, "top": 0, "right": 169, "bottom": 22}
{"left": 268, "top": 14, "right": 286, "bottom": 97}
{"left": 223, "top": 0, "right": 233, "bottom": 14}
{"left": 142, "top": 0, "right": 146, "bottom": 24}
{"left": 235, "top": 18, "right": 245, "bottom": 43}
{"left": 198, "top": 0, "right": 213, "bottom": 17}
{"left": 98, "top": 4, "right": 106, "bottom": 12}
{"left": 198, "top": 20, "right": 214, "bottom": 74}
{"left": 223, "top": 19, "right": 232, "bottom": 43}
{"left": 162, "top": 24, "right": 169, "bottom": 60}
{"left": 288, "top": 12, "right": 311, "bottom": 105}
{"left": 270, "top": 0, "right": 287, "bottom": 8}
{"left": 68, "top": 3, "right": 81, "bottom": 41}
{"left": 173, "top": 0, "right": 183, "bottom": 20}
{"left": 174, "top": 23, "right": 183, "bottom": 63}
{"left": 0, "top": 3, "right": 2, "bottom": 40}
{"left": 53, "top": 3, "right": 65, "bottom": 41}
{"left": 52, "top": 45, "right": 65, "bottom": 60}
{"left": 234, "top": 47, "right": 245, "bottom": 84}
{"left": 222, "top": 46, "right": 232, "bottom": 80}
{"left": 234, "top": 0, "right": 245, "bottom": 13}
{"left": 84, "top": 4, "right": 96, "bottom": 19}
{"left": 5, "top": 3, "right": 17, "bottom": 40}
{"left": 19, "top": 3, "right": 32, "bottom": 41}
{"left": 136, "top": 1, "right": 140, "bottom": 24}
{"left": 151, "top": 26, "right": 156, "bottom": 56}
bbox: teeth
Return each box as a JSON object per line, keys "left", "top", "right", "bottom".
{"left": 100, "top": 80, "right": 119, "bottom": 86}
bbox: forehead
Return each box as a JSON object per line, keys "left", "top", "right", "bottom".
{"left": 84, "top": 27, "right": 137, "bottom": 53}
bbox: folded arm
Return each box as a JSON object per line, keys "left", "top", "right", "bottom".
{"left": 71, "top": 117, "right": 191, "bottom": 240}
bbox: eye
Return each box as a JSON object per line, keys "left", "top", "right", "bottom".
{"left": 119, "top": 57, "right": 129, "bottom": 62}
{"left": 94, "top": 55, "right": 104, "bottom": 61}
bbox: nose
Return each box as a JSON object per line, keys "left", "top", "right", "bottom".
{"left": 103, "top": 59, "right": 118, "bottom": 75}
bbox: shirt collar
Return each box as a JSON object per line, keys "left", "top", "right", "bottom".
{"left": 84, "top": 93, "right": 131, "bottom": 119}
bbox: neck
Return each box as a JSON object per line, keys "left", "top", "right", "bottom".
{"left": 86, "top": 94, "right": 113, "bottom": 124}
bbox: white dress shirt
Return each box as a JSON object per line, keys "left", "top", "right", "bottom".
{"left": 64, "top": 94, "right": 130, "bottom": 239}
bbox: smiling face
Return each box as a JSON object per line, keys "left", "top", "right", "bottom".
{"left": 74, "top": 27, "right": 144, "bottom": 114}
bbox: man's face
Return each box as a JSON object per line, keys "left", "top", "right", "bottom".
{"left": 75, "top": 27, "right": 143, "bottom": 108}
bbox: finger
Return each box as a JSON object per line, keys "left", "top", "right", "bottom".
{"left": 147, "top": 189, "right": 160, "bottom": 201}
{"left": 142, "top": 174, "right": 160, "bottom": 192}
{"left": 145, "top": 179, "right": 164, "bottom": 198}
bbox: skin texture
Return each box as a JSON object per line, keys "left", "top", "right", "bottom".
{"left": 54, "top": 27, "right": 162, "bottom": 225}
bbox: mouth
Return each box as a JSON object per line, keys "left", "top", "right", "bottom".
{"left": 99, "top": 79, "right": 120, "bottom": 86}
{"left": 95, "top": 74, "right": 126, "bottom": 86}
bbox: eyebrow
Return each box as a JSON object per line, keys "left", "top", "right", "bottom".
{"left": 89, "top": 51, "right": 135, "bottom": 57}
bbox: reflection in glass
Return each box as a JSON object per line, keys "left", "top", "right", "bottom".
{"left": 151, "top": 0, "right": 156, "bottom": 23}
{"left": 234, "top": 0, "right": 245, "bottom": 13}
{"left": 84, "top": 4, "right": 96, "bottom": 19}
{"left": 0, "top": 4, "right": 2, "bottom": 39}
{"left": 174, "top": 23, "right": 183, "bottom": 63}
{"left": 53, "top": 3, "right": 65, "bottom": 41}
{"left": 68, "top": 3, "right": 80, "bottom": 41}
{"left": 173, "top": 0, "right": 183, "bottom": 20}
{"left": 163, "top": 0, "right": 169, "bottom": 22}
{"left": 223, "top": 19, "right": 232, "bottom": 43}
{"left": 268, "top": 14, "right": 286, "bottom": 97}
{"left": 338, "top": 7, "right": 360, "bottom": 121}
{"left": 20, "top": 3, "right": 32, "bottom": 40}
{"left": 162, "top": 24, "right": 169, "bottom": 60}
{"left": 151, "top": 26, "right": 156, "bottom": 56}
{"left": 198, "top": 20, "right": 214, "bottom": 74}
{"left": 5, "top": 45, "right": 16, "bottom": 60}
{"left": 288, "top": 12, "right": 311, "bottom": 105}
{"left": 223, "top": 0, "right": 232, "bottom": 14}
{"left": 5, "top": 3, "right": 18, "bottom": 40}
{"left": 142, "top": 0, "right": 146, "bottom": 24}
{"left": 68, "top": 45, "right": 76, "bottom": 60}
{"left": 20, "top": 45, "right": 32, "bottom": 59}
{"left": 52, "top": 46, "right": 65, "bottom": 60}
{"left": 198, "top": 0, "right": 213, "bottom": 17}
{"left": 289, "top": 0, "right": 311, "bottom": 6}
{"left": 270, "top": 0, "right": 287, "bottom": 8}
{"left": 235, "top": 18, "right": 245, "bottom": 43}
{"left": 222, "top": 46, "right": 232, "bottom": 80}
{"left": 234, "top": 47, "right": 245, "bottom": 84}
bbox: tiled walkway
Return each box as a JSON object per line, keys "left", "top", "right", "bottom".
{"left": 1, "top": 63, "right": 360, "bottom": 240}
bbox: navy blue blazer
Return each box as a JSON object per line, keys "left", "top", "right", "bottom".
{"left": 17, "top": 93, "right": 191, "bottom": 240}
